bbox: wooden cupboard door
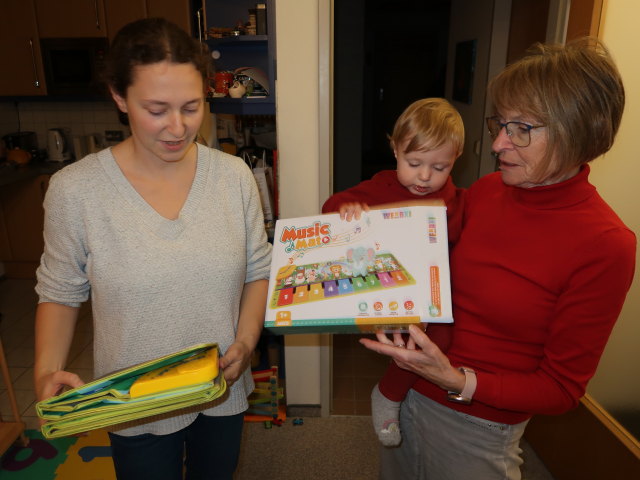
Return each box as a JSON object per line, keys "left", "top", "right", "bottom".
{"left": 0, "top": 175, "right": 49, "bottom": 264}
{"left": 104, "top": 0, "right": 193, "bottom": 43}
{"left": 566, "top": 0, "right": 604, "bottom": 40}
{"left": 0, "top": 204, "right": 12, "bottom": 262}
{"left": 104, "top": 0, "right": 147, "bottom": 43}
{"left": 147, "top": 0, "right": 193, "bottom": 35}
{"left": 35, "top": 0, "right": 107, "bottom": 38}
{"left": 0, "top": 1, "right": 47, "bottom": 96}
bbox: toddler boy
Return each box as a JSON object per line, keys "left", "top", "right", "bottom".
{"left": 322, "top": 98, "right": 466, "bottom": 446}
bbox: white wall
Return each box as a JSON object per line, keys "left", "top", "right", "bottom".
{"left": 586, "top": 0, "right": 640, "bottom": 416}
{"left": 276, "top": 0, "right": 328, "bottom": 407}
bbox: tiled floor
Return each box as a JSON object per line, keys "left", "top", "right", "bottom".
{"left": 0, "top": 277, "right": 94, "bottom": 432}
{"left": 331, "top": 333, "right": 390, "bottom": 415}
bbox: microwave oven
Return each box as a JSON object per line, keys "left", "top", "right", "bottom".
{"left": 40, "top": 37, "right": 109, "bottom": 97}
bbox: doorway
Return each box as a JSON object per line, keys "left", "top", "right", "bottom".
{"left": 333, "top": 0, "right": 450, "bottom": 193}
{"left": 331, "top": 0, "right": 451, "bottom": 415}
{"left": 329, "top": 0, "right": 550, "bottom": 415}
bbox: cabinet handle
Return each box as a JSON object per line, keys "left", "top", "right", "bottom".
{"left": 94, "top": 0, "right": 101, "bottom": 30}
{"left": 197, "top": 8, "right": 203, "bottom": 43}
{"left": 28, "top": 38, "right": 40, "bottom": 88}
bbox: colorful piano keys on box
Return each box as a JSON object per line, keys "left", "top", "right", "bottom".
{"left": 269, "top": 253, "right": 415, "bottom": 308}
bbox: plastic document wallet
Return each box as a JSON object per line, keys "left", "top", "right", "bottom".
{"left": 36, "top": 343, "right": 226, "bottom": 439}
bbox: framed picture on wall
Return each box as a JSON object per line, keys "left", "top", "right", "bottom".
{"left": 452, "top": 39, "right": 477, "bottom": 104}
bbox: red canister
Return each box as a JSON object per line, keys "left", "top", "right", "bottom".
{"left": 214, "top": 71, "right": 234, "bottom": 95}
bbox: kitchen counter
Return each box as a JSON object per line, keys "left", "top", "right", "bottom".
{"left": 0, "top": 161, "right": 70, "bottom": 188}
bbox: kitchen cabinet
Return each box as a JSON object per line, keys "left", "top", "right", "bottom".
{"left": 147, "top": 0, "right": 194, "bottom": 36}
{"left": 104, "top": 0, "right": 146, "bottom": 43}
{"left": 35, "top": 0, "right": 107, "bottom": 38}
{"left": 104, "top": 0, "right": 194, "bottom": 43}
{"left": 204, "top": 0, "right": 276, "bottom": 115}
{"left": 0, "top": 332, "right": 27, "bottom": 456}
{"left": 0, "top": 0, "right": 197, "bottom": 97}
{"left": 0, "top": 174, "right": 50, "bottom": 278}
{"left": 0, "top": 1, "right": 47, "bottom": 96}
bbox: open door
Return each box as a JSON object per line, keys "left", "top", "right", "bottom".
{"left": 446, "top": 0, "right": 511, "bottom": 188}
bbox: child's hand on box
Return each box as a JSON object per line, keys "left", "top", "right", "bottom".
{"left": 338, "top": 202, "right": 370, "bottom": 221}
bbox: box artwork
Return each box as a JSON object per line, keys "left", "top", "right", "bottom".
{"left": 264, "top": 206, "right": 453, "bottom": 334}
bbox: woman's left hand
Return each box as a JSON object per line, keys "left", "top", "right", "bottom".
{"left": 219, "top": 341, "right": 252, "bottom": 387}
{"left": 360, "top": 324, "right": 465, "bottom": 393}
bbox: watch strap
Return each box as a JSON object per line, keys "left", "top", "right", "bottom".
{"left": 459, "top": 367, "right": 477, "bottom": 400}
{"left": 446, "top": 367, "right": 476, "bottom": 404}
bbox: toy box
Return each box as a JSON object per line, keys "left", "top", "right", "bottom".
{"left": 264, "top": 206, "right": 453, "bottom": 334}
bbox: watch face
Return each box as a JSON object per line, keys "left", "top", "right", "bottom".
{"left": 447, "top": 392, "right": 472, "bottom": 405}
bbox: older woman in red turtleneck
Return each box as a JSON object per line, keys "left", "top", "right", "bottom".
{"left": 362, "top": 38, "right": 636, "bottom": 480}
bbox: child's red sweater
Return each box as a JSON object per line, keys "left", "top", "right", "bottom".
{"left": 323, "top": 170, "right": 466, "bottom": 400}
{"left": 322, "top": 170, "right": 465, "bottom": 245}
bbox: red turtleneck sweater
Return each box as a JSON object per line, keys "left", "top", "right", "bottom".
{"left": 381, "top": 166, "right": 636, "bottom": 424}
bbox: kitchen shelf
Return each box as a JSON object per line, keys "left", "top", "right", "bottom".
{"left": 206, "top": 96, "right": 275, "bottom": 115}
{"left": 204, "top": 0, "right": 275, "bottom": 117}
{"left": 207, "top": 35, "right": 268, "bottom": 45}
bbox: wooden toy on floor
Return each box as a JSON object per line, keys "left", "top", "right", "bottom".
{"left": 245, "top": 366, "right": 285, "bottom": 424}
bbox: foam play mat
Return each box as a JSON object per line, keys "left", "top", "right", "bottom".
{"left": 0, "top": 429, "right": 116, "bottom": 480}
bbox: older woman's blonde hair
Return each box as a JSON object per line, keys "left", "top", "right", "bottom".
{"left": 390, "top": 98, "right": 464, "bottom": 157}
{"left": 488, "top": 38, "right": 625, "bottom": 183}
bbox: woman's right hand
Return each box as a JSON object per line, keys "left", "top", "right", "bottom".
{"left": 338, "top": 202, "right": 370, "bottom": 221}
{"left": 35, "top": 369, "right": 85, "bottom": 403}
{"left": 360, "top": 324, "right": 466, "bottom": 394}
{"left": 35, "top": 370, "right": 86, "bottom": 428}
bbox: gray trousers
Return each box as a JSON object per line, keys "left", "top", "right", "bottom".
{"left": 379, "top": 389, "right": 529, "bottom": 480}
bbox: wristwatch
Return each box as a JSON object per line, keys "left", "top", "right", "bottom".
{"left": 447, "top": 367, "right": 476, "bottom": 405}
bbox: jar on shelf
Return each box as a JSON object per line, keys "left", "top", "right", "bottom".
{"left": 214, "top": 71, "right": 234, "bottom": 96}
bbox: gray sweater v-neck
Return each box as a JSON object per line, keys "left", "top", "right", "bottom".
{"left": 36, "top": 143, "right": 272, "bottom": 435}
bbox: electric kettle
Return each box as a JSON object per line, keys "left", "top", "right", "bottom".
{"left": 47, "top": 128, "right": 71, "bottom": 162}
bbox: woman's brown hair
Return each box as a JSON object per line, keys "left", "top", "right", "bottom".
{"left": 488, "top": 38, "right": 625, "bottom": 183}
{"left": 104, "top": 17, "right": 210, "bottom": 98}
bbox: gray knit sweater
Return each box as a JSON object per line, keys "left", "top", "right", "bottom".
{"left": 36, "top": 143, "right": 272, "bottom": 436}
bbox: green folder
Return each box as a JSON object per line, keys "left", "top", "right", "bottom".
{"left": 36, "top": 343, "right": 226, "bottom": 439}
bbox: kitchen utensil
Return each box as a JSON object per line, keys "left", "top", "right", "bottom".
{"left": 233, "top": 67, "right": 269, "bottom": 95}
{"left": 72, "top": 134, "right": 99, "bottom": 160}
{"left": 2, "top": 131, "right": 38, "bottom": 153}
{"left": 214, "top": 71, "right": 234, "bottom": 95}
{"left": 47, "top": 128, "right": 71, "bottom": 162}
{"left": 7, "top": 148, "right": 32, "bottom": 166}
{"left": 228, "top": 80, "right": 246, "bottom": 98}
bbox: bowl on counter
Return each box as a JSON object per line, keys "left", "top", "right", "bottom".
{"left": 7, "top": 148, "right": 32, "bottom": 166}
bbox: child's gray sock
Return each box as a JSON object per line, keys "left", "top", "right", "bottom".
{"left": 371, "top": 383, "right": 402, "bottom": 446}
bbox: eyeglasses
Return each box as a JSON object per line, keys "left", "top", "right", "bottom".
{"left": 485, "top": 116, "right": 545, "bottom": 147}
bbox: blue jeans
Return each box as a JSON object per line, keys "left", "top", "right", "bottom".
{"left": 380, "top": 390, "right": 529, "bottom": 480}
{"left": 108, "top": 413, "right": 244, "bottom": 480}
